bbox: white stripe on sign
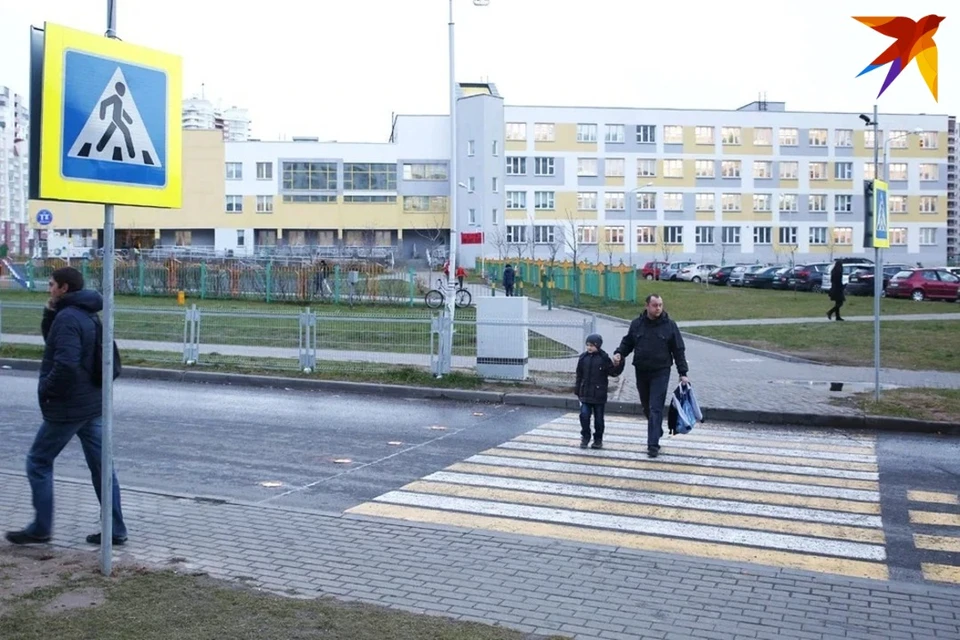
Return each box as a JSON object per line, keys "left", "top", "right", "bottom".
{"left": 421, "top": 472, "right": 884, "bottom": 528}
{"left": 465, "top": 455, "right": 881, "bottom": 502}
{"left": 371, "top": 492, "right": 887, "bottom": 561}
{"left": 495, "top": 441, "right": 879, "bottom": 481}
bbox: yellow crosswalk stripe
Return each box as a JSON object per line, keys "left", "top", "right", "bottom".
{"left": 907, "top": 490, "right": 959, "bottom": 505}
{"left": 914, "top": 534, "right": 960, "bottom": 553}
{"left": 909, "top": 511, "right": 960, "bottom": 527}
{"left": 921, "top": 563, "right": 960, "bottom": 585}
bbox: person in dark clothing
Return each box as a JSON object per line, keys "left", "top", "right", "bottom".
{"left": 827, "top": 260, "right": 846, "bottom": 321}
{"left": 502, "top": 264, "right": 516, "bottom": 297}
{"left": 5, "top": 267, "right": 128, "bottom": 547}
{"left": 314, "top": 260, "right": 330, "bottom": 296}
{"left": 613, "top": 294, "right": 690, "bottom": 458}
{"left": 575, "top": 333, "right": 620, "bottom": 449}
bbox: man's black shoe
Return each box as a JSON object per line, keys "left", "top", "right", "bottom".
{"left": 5, "top": 530, "right": 51, "bottom": 545}
{"left": 647, "top": 448, "right": 660, "bottom": 458}
{"left": 86, "top": 533, "right": 127, "bottom": 546}
{"left": 580, "top": 438, "right": 590, "bottom": 449}
{"left": 590, "top": 440, "right": 603, "bottom": 449}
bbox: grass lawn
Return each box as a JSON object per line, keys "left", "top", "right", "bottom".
{"left": 0, "top": 291, "right": 577, "bottom": 360}
{"left": 522, "top": 281, "right": 960, "bottom": 322}
{"left": 0, "top": 547, "right": 564, "bottom": 640}
{"left": 832, "top": 388, "right": 960, "bottom": 424}
{"left": 684, "top": 320, "right": 960, "bottom": 371}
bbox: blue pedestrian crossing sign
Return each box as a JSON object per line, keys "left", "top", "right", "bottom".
{"left": 30, "top": 22, "right": 182, "bottom": 208}
{"left": 872, "top": 179, "right": 889, "bottom": 249}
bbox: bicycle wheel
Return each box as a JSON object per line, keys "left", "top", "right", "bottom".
{"left": 455, "top": 288, "right": 472, "bottom": 308}
{"left": 425, "top": 290, "right": 444, "bottom": 309}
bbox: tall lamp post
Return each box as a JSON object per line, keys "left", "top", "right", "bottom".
{"left": 630, "top": 182, "right": 654, "bottom": 270}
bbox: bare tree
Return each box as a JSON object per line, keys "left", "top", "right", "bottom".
{"left": 561, "top": 208, "right": 583, "bottom": 305}
{"left": 412, "top": 214, "right": 447, "bottom": 267}
{"left": 489, "top": 225, "right": 508, "bottom": 260}
{"left": 546, "top": 224, "right": 563, "bottom": 266}
{"left": 657, "top": 228, "right": 674, "bottom": 265}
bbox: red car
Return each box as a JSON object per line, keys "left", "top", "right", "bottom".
{"left": 641, "top": 261, "right": 668, "bottom": 280}
{"left": 885, "top": 268, "right": 960, "bottom": 302}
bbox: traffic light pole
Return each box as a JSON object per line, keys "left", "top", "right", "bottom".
{"left": 871, "top": 104, "right": 881, "bottom": 402}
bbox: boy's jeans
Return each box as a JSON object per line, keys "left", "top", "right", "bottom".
{"left": 579, "top": 402, "right": 605, "bottom": 441}
{"left": 24, "top": 416, "right": 127, "bottom": 540}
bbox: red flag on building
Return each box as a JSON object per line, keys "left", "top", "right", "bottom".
{"left": 461, "top": 232, "right": 483, "bottom": 245}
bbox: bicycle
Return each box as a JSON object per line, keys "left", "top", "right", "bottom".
{"left": 425, "top": 277, "right": 472, "bottom": 309}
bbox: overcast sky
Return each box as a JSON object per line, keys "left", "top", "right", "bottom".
{"left": 1, "top": 0, "right": 955, "bottom": 142}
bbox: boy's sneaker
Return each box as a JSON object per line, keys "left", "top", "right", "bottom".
{"left": 580, "top": 438, "right": 590, "bottom": 449}
{"left": 590, "top": 440, "right": 603, "bottom": 449}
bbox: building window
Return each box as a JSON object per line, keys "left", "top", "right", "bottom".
{"left": 491, "top": 208, "right": 499, "bottom": 224}
{"left": 605, "top": 158, "right": 625, "bottom": 177}
{"left": 835, "top": 129, "right": 853, "bottom": 147}
{"left": 808, "top": 129, "right": 828, "bottom": 146}
{"left": 578, "top": 226, "right": 597, "bottom": 244}
{"left": 467, "top": 140, "right": 475, "bottom": 156}
{"left": 637, "top": 192, "right": 656, "bottom": 210}
{"left": 662, "top": 193, "right": 683, "bottom": 211}
{"left": 864, "top": 163, "right": 885, "bottom": 180}
{"left": 779, "top": 162, "right": 799, "bottom": 179}
{"left": 920, "top": 228, "right": 937, "bottom": 245}
{"left": 663, "top": 226, "right": 683, "bottom": 244}
{"left": 809, "top": 227, "right": 828, "bottom": 245}
{"left": 779, "top": 128, "right": 798, "bottom": 146}
{"left": 637, "top": 159, "right": 656, "bottom": 177}
{"left": 834, "top": 162, "right": 853, "bottom": 180}
{"left": 864, "top": 130, "right": 881, "bottom": 148}
{"left": 237, "top": 230, "right": 245, "bottom": 247}
{"left": 663, "top": 159, "right": 684, "bottom": 178}
{"left": 809, "top": 162, "right": 827, "bottom": 180}
{"left": 695, "top": 226, "right": 715, "bottom": 245}
{"left": 535, "top": 191, "right": 555, "bottom": 210}
{"left": 888, "top": 131, "right": 909, "bottom": 148}
{"left": 342, "top": 163, "right": 397, "bottom": 190}
{"left": 753, "top": 127, "right": 772, "bottom": 146}
{"left": 534, "top": 157, "right": 555, "bottom": 176}
{"left": 721, "top": 127, "right": 741, "bottom": 145}
{"left": 604, "top": 226, "right": 625, "bottom": 244}
{"left": 505, "top": 122, "right": 527, "bottom": 141}
{"left": 721, "top": 160, "right": 741, "bottom": 178}
{"left": 890, "top": 195, "right": 908, "bottom": 213}
{"left": 919, "top": 163, "right": 939, "bottom": 181}
{"left": 225, "top": 195, "right": 242, "bottom": 212}
{"left": 256, "top": 162, "right": 272, "bottom": 180}
{"left": 506, "top": 191, "right": 526, "bottom": 209}
{"left": 753, "top": 194, "right": 771, "bottom": 211}
{"left": 779, "top": 226, "right": 797, "bottom": 245}
{"left": 721, "top": 226, "right": 740, "bottom": 245}
{"left": 534, "top": 225, "right": 555, "bottom": 244}
{"left": 753, "top": 161, "right": 772, "bottom": 179}
{"left": 256, "top": 195, "right": 273, "bottom": 213}
{"left": 721, "top": 193, "right": 740, "bottom": 211}
{"left": 833, "top": 227, "right": 853, "bottom": 245}
{"left": 468, "top": 208, "right": 477, "bottom": 225}
{"left": 663, "top": 126, "right": 683, "bottom": 144}
{"left": 506, "top": 225, "right": 527, "bottom": 244}
{"left": 636, "top": 226, "right": 656, "bottom": 245}
{"left": 809, "top": 194, "right": 828, "bottom": 213}
{"left": 577, "top": 158, "right": 598, "bottom": 176}
{"left": 577, "top": 124, "right": 598, "bottom": 142}
{"left": 753, "top": 226, "right": 772, "bottom": 245}
{"left": 695, "top": 193, "right": 715, "bottom": 211}
{"left": 282, "top": 162, "right": 337, "bottom": 190}
{"left": 779, "top": 194, "right": 798, "bottom": 212}
{"left": 282, "top": 194, "right": 337, "bottom": 203}
{"left": 692, "top": 126, "right": 713, "bottom": 145}
{"left": 403, "top": 163, "right": 448, "bottom": 180}
{"left": 492, "top": 176, "right": 499, "bottom": 192}
{"left": 467, "top": 176, "right": 476, "bottom": 192}
{"left": 890, "top": 228, "right": 908, "bottom": 245}
{"left": 888, "top": 163, "right": 908, "bottom": 180}
{"left": 226, "top": 162, "right": 242, "bottom": 180}
{"left": 505, "top": 157, "right": 526, "bottom": 175}
{"left": 605, "top": 192, "right": 625, "bottom": 210}
{"left": 534, "top": 123, "right": 555, "bottom": 141}
{"left": 577, "top": 192, "right": 598, "bottom": 210}
{"left": 492, "top": 140, "right": 499, "bottom": 156}
{"left": 919, "top": 132, "right": 938, "bottom": 149}
{"left": 403, "top": 195, "right": 448, "bottom": 212}
{"left": 342, "top": 195, "right": 397, "bottom": 203}
{"left": 835, "top": 194, "right": 853, "bottom": 212}
{"left": 605, "top": 124, "right": 625, "bottom": 143}
{"left": 920, "top": 196, "right": 938, "bottom": 213}
{"left": 695, "top": 160, "right": 715, "bottom": 178}
{"left": 636, "top": 125, "right": 656, "bottom": 143}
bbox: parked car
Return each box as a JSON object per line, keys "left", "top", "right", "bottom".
{"left": 885, "top": 268, "right": 960, "bottom": 301}
{"left": 660, "top": 261, "right": 696, "bottom": 281}
{"left": 771, "top": 267, "right": 796, "bottom": 290}
{"left": 743, "top": 265, "right": 789, "bottom": 289}
{"left": 821, "top": 262, "right": 874, "bottom": 294}
{"left": 788, "top": 263, "right": 832, "bottom": 292}
{"left": 846, "top": 264, "right": 911, "bottom": 296}
{"left": 676, "top": 263, "right": 720, "bottom": 283}
{"left": 708, "top": 265, "right": 737, "bottom": 286}
{"left": 729, "top": 264, "right": 767, "bottom": 287}
{"left": 640, "top": 261, "right": 668, "bottom": 280}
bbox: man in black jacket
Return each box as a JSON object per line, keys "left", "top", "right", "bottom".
{"left": 612, "top": 294, "right": 689, "bottom": 458}
{"left": 5, "top": 267, "right": 128, "bottom": 546}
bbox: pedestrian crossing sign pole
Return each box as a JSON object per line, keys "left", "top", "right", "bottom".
{"left": 28, "top": 5, "right": 182, "bottom": 577}
{"left": 872, "top": 180, "right": 889, "bottom": 249}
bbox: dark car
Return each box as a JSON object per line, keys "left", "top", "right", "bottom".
{"left": 846, "top": 264, "right": 911, "bottom": 296}
{"left": 743, "top": 266, "right": 786, "bottom": 289}
{"left": 789, "top": 263, "right": 831, "bottom": 292}
{"left": 772, "top": 267, "right": 796, "bottom": 290}
{"left": 708, "top": 265, "right": 736, "bottom": 286}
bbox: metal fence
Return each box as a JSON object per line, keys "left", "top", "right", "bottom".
{"left": 0, "top": 301, "right": 595, "bottom": 379}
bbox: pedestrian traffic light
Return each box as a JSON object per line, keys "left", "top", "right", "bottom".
{"left": 862, "top": 179, "right": 874, "bottom": 249}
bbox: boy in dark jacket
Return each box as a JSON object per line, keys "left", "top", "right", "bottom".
{"left": 575, "top": 333, "right": 620, "bottom": 449}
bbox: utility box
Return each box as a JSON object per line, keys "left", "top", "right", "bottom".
{"left": 476, "top": 296, "right": 528, "bottom": 380}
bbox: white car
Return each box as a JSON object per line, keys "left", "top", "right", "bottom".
{"left": 676, "top": 263, "right": 720, "bottom": 283}
{"left": 821, "top": 262, "right": 874, "bottom": 293}
{"left": 660, "top": 261, "right": 696, "bottom": 281}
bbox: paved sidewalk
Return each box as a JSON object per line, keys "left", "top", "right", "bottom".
{"left": 3, "top": 473, "right": 958, "bottom": 640}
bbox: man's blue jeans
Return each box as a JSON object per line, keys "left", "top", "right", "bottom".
{"left": 636, "top": 369, "right": 672, "bottom": 451}
{"left": 24, "top": 416, "right": 127, "bottom": 539}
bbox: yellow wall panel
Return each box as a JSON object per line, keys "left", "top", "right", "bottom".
{"left": 554, "top": 191, "right": 578, "bottom": 215}
{"left": 534, "top": 123, "right": 596, "bottom": 152}
{"left": 740, "top": 128, "right": 773, "bottom": 156}
{"left": 906, "top": 195, "right": 946, "bottom": 222}
{"left": 605, "top": 176, "right": 625, "bottom": 187}
{"left": 505, "top": 140, "right": 526, "bottom": 152}
{"left": 780, "top": 179, "right": 799, "bottom": 190}
{"left": 695, "top": 212, "right": 716, "bottom": 222}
